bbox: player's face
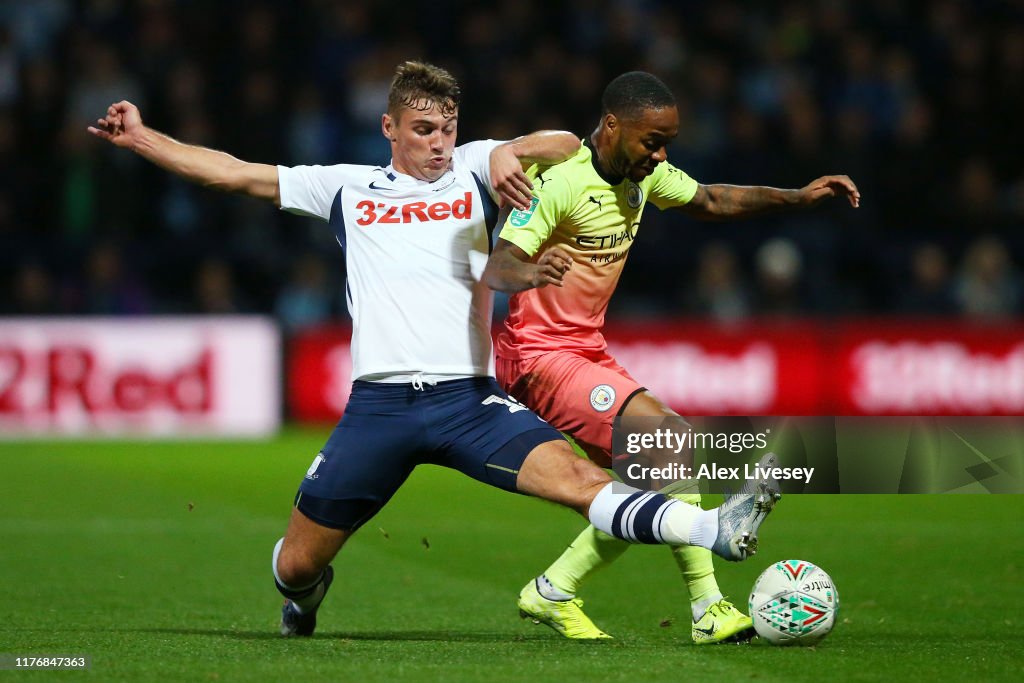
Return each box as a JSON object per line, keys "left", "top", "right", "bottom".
{"left": 612, "top": 106, "right": 679, "bottom": 182}
{"left": 382, "top": 101, "right": 458, "bottom": 182}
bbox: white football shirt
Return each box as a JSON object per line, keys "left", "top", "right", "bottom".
{"left": 278, "top": 140, "right": 503, "bottom": 381}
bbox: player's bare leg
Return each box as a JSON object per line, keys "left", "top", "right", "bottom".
{"left": 517, "top": 438, "right": 722, "bottom": 546}
{"left": 273, "top": 507, "right": 352, "bottom": 636}
{"left": 515, "top": 439, "right": 612, "bottom": 512}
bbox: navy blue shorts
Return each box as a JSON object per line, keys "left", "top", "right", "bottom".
{"left": 295, "top": 377, "right": 563, "bottom": 530}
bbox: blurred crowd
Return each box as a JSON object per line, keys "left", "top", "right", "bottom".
{"left": 2, "top": 0, "right": 1023, "bottom": 326}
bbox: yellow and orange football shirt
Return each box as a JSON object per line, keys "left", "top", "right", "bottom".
{"left": 495, "top": 140, "right": 699, "bottom": 359}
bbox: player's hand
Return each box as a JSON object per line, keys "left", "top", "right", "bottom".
{"left": 798, "top": 175, "right": 860, "bottom": 208}
{"left": 87, "top": 100, "right": 145, "bottom": 149}
{"left": 531, "top": 247, "right": 572, "bottom": 288}
{"left": 489, "top": 145, "right": 535, "bottom": 210}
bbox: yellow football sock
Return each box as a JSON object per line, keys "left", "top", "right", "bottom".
{"left": 667, "top": 491, "right": 722, "bottom": 607}
{"left": 542, "top": 524, "right": 629, "bottom": 596}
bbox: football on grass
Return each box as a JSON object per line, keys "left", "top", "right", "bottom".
{"left": 749, "top": 560, "right": 839, "bottom": 646}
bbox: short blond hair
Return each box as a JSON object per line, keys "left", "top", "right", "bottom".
{"left": 388, "top": 61, "right": 460, "bottom": 119}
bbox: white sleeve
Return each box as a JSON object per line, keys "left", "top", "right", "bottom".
{"left": 453, "top": 140, "right": 504, "bottom": 203}
{"left": 277, "top": 164, "right": 364, "bottom": 221}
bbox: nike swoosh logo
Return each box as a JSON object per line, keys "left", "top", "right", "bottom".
{"left": 369, "top": 181, "right": 396, "bottom": 191}
{"left": 693, "top": 626, "right": 717, "bottom": 636}
{"left": 432, "top": 178, "right": 457, "bottom": 192}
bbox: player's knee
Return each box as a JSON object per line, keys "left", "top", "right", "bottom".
{"left": 545, "top": 440, "right": 610, "bottom": 490}
{"left": 275, "top": 547, "right": 323, "bottom": 588}
{"left": 578, "top": 457, "right": 613, "bottom": 490}
{"left": 518, "top": 439, "right": 612, "bottom": 512}
{"left": 566, "top": 456, "right": 613, "bottom": 507}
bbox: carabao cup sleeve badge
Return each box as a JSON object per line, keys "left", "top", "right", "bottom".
{"left": 509, "top": 197, "right": 540, "bottom": 227}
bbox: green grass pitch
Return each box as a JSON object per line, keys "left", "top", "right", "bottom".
{"left": 2, "top": 428, "right": 1021, "bottom": 681}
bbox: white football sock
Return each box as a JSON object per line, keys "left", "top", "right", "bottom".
{"left": 587, "top": 482, "right": 704, "bottom": 545}
{"left": 686, "top": 508, "right": 719, "bottom": 550}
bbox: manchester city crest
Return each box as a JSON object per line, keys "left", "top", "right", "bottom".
{"left": 626, "top": 182, "right": 643, "bottom": 209}
{"left": 589, "top": 384, "right": 616, "bottom": 412}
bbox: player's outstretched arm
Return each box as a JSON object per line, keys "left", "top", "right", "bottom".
{"left": 483, "top": 238, "right": 572, "bottom": 293}
{"left": 679, "top": 175, "right": 860, "bottom": 221}
{"left": 489, "top": 131, "right": 580, "bottom": 210}
{"left": 87, "top": 100, "right": 281, "bottom": 206}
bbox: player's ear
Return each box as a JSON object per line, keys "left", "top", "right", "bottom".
{"left": 604, "top": 113, "right": 618, "bottom": 133}
{"left": 382, "top": 113, "right": 396, "bottom": 142}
